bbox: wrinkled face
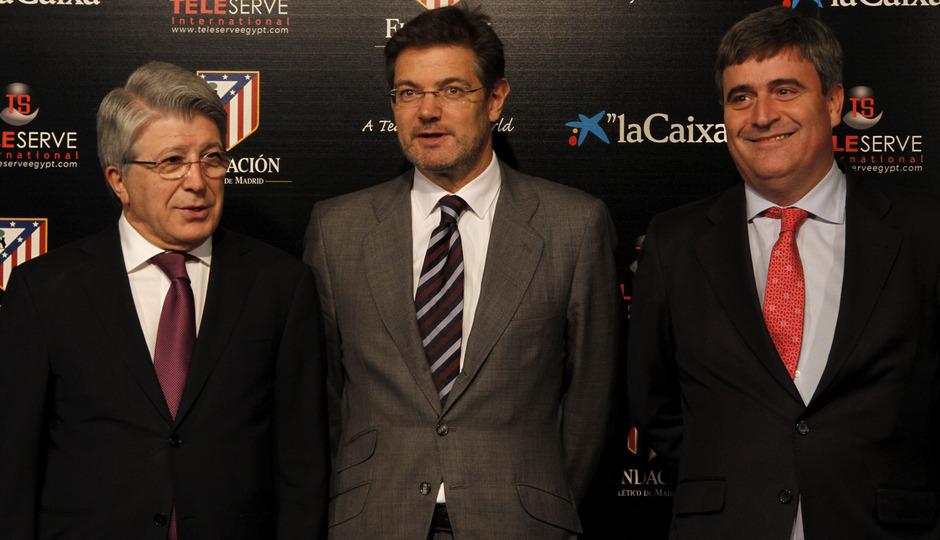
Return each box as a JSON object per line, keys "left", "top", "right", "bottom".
{"left": 392, "top": 45, "right": 509, "bottom": 186}
{"left": 722, "top": 49, "right": 843, "bottom": 202}
{"left": 106, "top": 114, "right": 224, "bottom": 251}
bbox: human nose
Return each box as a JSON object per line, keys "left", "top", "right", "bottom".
{"left": 179, "top": 161, "right": 208, "bottom": 191}
{"left": 750, "top": 94, "right": 780, "bottom": 128}
{"left": 416, "top": 91, "right": 443, "bottom": 121}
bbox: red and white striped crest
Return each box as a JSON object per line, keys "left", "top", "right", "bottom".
{"left": 416, "top": 0, "right": 460, "bottom": 9}
{"left": 197, "top": 71, "right": 261, "bottom": 151}
{"left": 1, "top": 218, "right": 48, "bottom": 290}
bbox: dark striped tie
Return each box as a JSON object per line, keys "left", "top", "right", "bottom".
{"left": 415, "top": 195, "right": 468, "bottom": 403}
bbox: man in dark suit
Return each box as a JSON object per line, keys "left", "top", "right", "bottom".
{"left": 0, "top": 62, "right": 329, "bottom": 540}
{"left": 628, "top": 7, "right": 940, "bottom": 539}
{"left": 303, "top": 6, "right": 619, "bottom": 539}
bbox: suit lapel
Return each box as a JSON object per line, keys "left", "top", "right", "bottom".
{"left": 363, "top": 174, "right": 443, "bottom": 415}
{"left": 443, "top": 163, "right": 544, "bottom": 414}
{"left": 77, "top": 226, "right": 174, "bottom": 425}
{"left": 812, "top": 177, "right": 900, "bottom": 401}
{"left": 694, "top": 186, "right": 804, "bottom": 404}
{"left": 175, "top": 229, "right": 256, "bottom": 424}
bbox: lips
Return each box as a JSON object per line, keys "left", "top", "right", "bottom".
{"left": 178, "top": 205, "right": 211, "bottom": 219}
{"left": 747, "top": 131, "right": 795, "bottom": 144}
{"left": 415, "top": 130, "right": 451, "bottom": 145}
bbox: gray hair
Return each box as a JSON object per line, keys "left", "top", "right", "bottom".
{"left": 715, "top": 7, "right": 843, "bottom": 100}
{"left": 96, "top": 61, "right": 226, "bottom": 170}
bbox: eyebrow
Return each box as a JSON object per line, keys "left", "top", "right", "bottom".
{"left": 156, "top": 143, "right": 224, "bottom": 157}
{"left": 393, "top": 77, "right": 474, "bottom": 88}
{"left": 724, "top": 78, "right": 808, "bottom": 101}
{"left": 768, "top": 78, "right": 807, "bottom": 90}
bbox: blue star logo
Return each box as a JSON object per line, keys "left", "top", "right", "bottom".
{"left": 788, "top": 0, "right": 824, "bottom": 8}
{"left": 565, "top": 111, "right": 610, "bottom": 147}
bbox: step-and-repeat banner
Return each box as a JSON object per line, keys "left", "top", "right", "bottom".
{"left": 2, "top": 0, "right": 937, "bottom": 537}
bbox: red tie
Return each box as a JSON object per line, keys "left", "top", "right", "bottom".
{"left": 150, "top": 251, "right": 195, "bottom": 540}
{"left": 762, "top": 207, "right": 809, "bottom": 379}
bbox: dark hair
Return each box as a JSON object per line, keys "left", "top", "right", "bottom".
{"left": 715, "top": 7, "right": 842, "bottom": 99}
{"left": 384, "top": 4, "right": 505, "bottom": 91}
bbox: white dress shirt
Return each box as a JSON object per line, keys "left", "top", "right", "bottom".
{"left": 410, "top": 152, "right": 501, "bottom": 503}
{"left": 744, "top": 161, "right": 846, "bottom": 540}
{"left": 119, "top": 214, "right": 212, "bottom": 361}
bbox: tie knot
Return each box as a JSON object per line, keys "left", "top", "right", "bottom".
{"left": 150, "top": 251, "right": 190, "bottom": 281}
{"left": 765, "top": 206, "right": 809, "bottom": 233}
{"left": 438, "top": 195, "right": 468, "bottom": 225}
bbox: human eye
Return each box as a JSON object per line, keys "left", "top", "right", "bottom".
{"left": 726, "top": 93, "right": 752, "bottom": 109}
{"left": 442, "top": 86, "right": 466, "bottom": 99}
{"left": 156, "top": 155, "right": 186, "bottom": 173}
{"left": 397, "top": 88, "right": 418, "bottom": 102}
{"left": 775, "top": 87, "right": 799, "bottom": 99}
{"left": 201, "top": 151, "right": 227, "bottom": 165}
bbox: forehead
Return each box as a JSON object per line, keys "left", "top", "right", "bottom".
{"left": 393, "top": 45, "right": 480, "bottom": 85}
{"left": 722, "top": 49, "right": 821, "bottom": 90}
{"left": 134, "top": 114, "right": 223, "bottom": 151}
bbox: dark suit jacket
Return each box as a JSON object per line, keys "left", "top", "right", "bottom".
{"left": 0, "top": 226, "right": 329, "bottom": 540}
{"left": 303, "top": 162, "right": 620, "bottom": 540}
{"left": 627, "top": 176, "right": 940, "bottom": 539}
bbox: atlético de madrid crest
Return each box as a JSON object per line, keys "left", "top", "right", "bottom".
{"left": 416, "top": 0, "right": 460, "bottom": 9}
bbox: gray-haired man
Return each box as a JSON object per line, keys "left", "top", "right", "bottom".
{"left": 0, "top": 62, "right": 329, "bottom": 540}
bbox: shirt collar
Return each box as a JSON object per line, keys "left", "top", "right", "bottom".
{"left": 412, "top": 151, "right": 501, "bottom": 220}
{"left": 744, "top": 161, "right": 846, "bottom": 224}
{"left": 118, "top": 213, "right": 213, "bottom": 273}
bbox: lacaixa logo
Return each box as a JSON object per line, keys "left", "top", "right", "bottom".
{"left": 566, "top": 110, "right": 726, "bottom": 147}
{"left": 0, "top": 0, "right": 99, "bottom": 5}
{"left": 782, "top": 0, "right": 825, "bottom": 7}
{"left": 565, "top": 111, "right": 610, "bottom": 147}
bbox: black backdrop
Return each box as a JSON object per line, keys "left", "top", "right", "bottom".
{"left": 2, "top": 0, "right": 937, "bottom": 537}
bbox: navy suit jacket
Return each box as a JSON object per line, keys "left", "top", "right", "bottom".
{"left": 628, "top": 176, "right": 940, "bottom": 539}
{"left": 0, "top": 226, "right": 329, "bottom": 539}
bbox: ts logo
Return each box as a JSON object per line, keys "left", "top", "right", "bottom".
{"left": 842, "top": 86, "right": 883, "bottom": 130}
{"left": 1, "top": 83, "right": 39, "bottom": 127}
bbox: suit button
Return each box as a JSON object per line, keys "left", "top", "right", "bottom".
{"left": 169, "top": 434, "right": 183, "bottom": 448}
{"left": 796, "top": 421, "right": 810, "bottom": 435}
{"left": 419, "top": 482, "right": 432, "bottom": 496}
{"left": 778, "top": 489, "right": 793, "bottom": 504}
{"left": 153, "top": 512, "right": 168, "bottom": 526}
{"left": 436, "top": 423, "right": 449, "bottom": 436}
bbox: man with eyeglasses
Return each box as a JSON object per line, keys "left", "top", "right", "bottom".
{"left": 304, "top": 5, "right": 619, "bottom": 540}
{"left": 0, "top": 62, "right": 329, "bottom": 540}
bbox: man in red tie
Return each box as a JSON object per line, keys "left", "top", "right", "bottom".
{"left": 628, "top": 7, "right": 940, "bottom": 540}
{"left": 0, "top": 62, "right": 329, "bottom": 539}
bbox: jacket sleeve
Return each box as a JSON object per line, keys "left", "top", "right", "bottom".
{"left": 626, "top": 217, "right": 683, "bottom": 468}
{"left": 562, "top": 198, "right": 621, "bottom": 504}
{"left": 302, "top": 202, "right": 344, "bottom": 458}
{"left": 0, "top": 269, "right": 51, "bottom": 539}
{"left": 273, "top": 266, "right": 330, "bottom": 540}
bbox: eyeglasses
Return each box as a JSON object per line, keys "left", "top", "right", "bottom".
{"left": 388, "top": 86, "right": 484, "bottom": 106}
{"left": 125, "top": 151, "right": 230, "bottom": 180}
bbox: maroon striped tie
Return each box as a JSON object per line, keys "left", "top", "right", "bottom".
{"left": 415, "top": 195, "right": 468, "bottom": 403}
{"left": 150, "top": 251, "right": 195, "bottom": 540}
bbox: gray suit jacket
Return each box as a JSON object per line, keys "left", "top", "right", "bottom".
{"left": 303, "top": 162, "right": 619, "bottom": 540}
